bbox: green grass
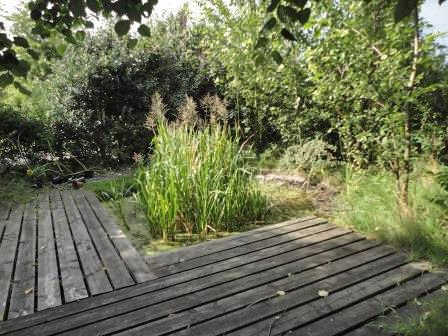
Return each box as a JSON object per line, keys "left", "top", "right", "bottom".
{"left": 0, "top": 173, "right": 44, "bottom": 204}
{"left": 262, "top": 181, "right": 315, "bottom": 222}
{"left": 333, "top": 164, "right": 448, "bottom": 266}
{"left": 387, "top": 291, "right": 448, "bottom": 336}
{"left": 105, "top": 180, "right": 315, "bottom": 256}
{"left": 85, "top": 175, "right": 136, "bottom": 201}
{"left": 135, "top": 120, "right": 267, "bottom": 241}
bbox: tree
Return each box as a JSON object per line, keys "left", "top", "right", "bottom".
{"left": 0, "top": 0, "right": 158, "bottom": 90}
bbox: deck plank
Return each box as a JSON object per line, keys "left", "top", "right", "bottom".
{"left": 71, "top": 191, "right": 135, "bottom": 289}
{"left": 36, "top": 194, "right": 62, "bottom": 311}
{"left": 292, "top": 275, "right": 448, "bottom": 336}
{"left": 0, "top": 205, "right": 24, "bottom": 320}
{"left": 50, "top": 191, "right": 88, "bottom": 303}
{"left": 224, "top": 263, "right": 437, "bottom": 336}
{"left": 0, "top": 229, "right": 365, "bottom": 334}
{"left": 0, "top": 204, "right": 10, "bottom": 221}
{"left": 71, "top": 245, "right": 400, "bottom": 336}
{"left": 0, "top": 211, "right": 447, "bottom": 336}
{"left": 8, "top": 202, "right": 37, "bottom": 319}
{"left": 344, "top": 288, "right": 448, "bottom": 336}
{"left": 60, "top": 191, "right": 112, "bottom": 295}
{"left": 82, "top": 190, "right": 155, "bottom": 282}
{"left": 147, "top": 216, "right": 319, "bottom": 268}
{"left": 0, "top": 235, "right": 375, "bottom": 335}
{"left": 151, "top": 218, "right": 331, "bottom": 277}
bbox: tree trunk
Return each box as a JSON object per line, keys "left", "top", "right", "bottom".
{"left": 399, "top": 4, "right": 420, "bottom": 212}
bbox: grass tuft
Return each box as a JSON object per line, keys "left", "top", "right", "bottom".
{"left": 333, "top": 164, "right": 448, "bottom": 266}
{"left": 135, "top": 119, "right": 267, "bottom": 241}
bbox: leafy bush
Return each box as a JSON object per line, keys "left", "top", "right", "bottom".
{"left": 0, "top": 104, "right": 49, "bottom": 167}
{"left": 334, "top": 165, "right": 448, "bottom": 265}
{"left": 279, "top": 139, "right": 335, "bottom": 176}
{"left": 135, "top": 96, "right": 267, "bottom": 241}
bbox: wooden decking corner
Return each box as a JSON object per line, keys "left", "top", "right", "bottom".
{"left": 0, "top": 192, "right": 446, "bottom": 335}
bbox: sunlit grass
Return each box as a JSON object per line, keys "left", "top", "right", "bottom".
{"left": 333, "top": 164, "right": 448, "bottom": 266}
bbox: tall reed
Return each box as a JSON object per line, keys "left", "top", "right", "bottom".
{"left": 135, "top": 97, "right": 266, "bottom": 241}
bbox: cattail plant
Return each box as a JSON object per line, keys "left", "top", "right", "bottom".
{"left": 135, "top": 94, "right": 267, "bottom": 241}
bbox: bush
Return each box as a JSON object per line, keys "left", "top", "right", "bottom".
{"left": 279, "top": 139, "right": 336, "bottom": 176}
{"left": 135, "top": 97, "right": 267, "bottom": 241}
{"left": 334, "top": 165, "right": 448, "bottom": 265}
{"left": 0, "top": 105, "right": 49, "bottom": 168}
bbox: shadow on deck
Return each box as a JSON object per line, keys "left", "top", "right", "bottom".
{"left": 0, "top": 190, "right": 446, "bottom": 335}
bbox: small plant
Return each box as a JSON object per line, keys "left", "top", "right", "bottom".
{"left": 279, "top": 138, "right": 335, "bottom": 179}
{"left": 390, "top": 292, "right": 448, "bottom": 336}
{"left": 103, "top": 179, "right": 135, "bottom": 231}
{"left": 88, "top": 177, "right": 136, "bottom": 231}
{"left": 135, "top": 94, "right": 267, "bottom": 241}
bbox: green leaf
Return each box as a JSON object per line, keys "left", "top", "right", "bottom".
{"left": 115, "top": 20, "right": 131, "bottom": 36}
{"left": 394, "top": 0, "right": 417, "bottom": 22}
{"left": 297, "top": 8, "right": 311, "bottom": 24}
{"left": 0, "top": 72, "right": 14, "bottom": 87}
{"left": 13, "top": 81, "right": 31, "bottom": 96}
{"left": 13, "top": 36, "right": 29, "bottom": 48}
{"left": 27, "top": 48, "right": 40, "bottom": 60}
{"left": 267, "top": 0, "right": 281, "bottom": 12}
{"left": 281, "top": 28, "right": 297, "bottom": 41}
{"left": 69, "top": 0, "right": 86, "bottom": 17}
{"left": 86, "top": 0, "right": 101, "bottom": 12}
{"left": 254, "top": 54, "right": 266, "bottom": 66}
{"left": 286, "top": 0, "right": 308, "bottom": 8}
{"left": 271, "top": 50, "right": 283, "bottom": 65}
{"left": 137, "top": 24, "right": 151, "bottom": 37}
{"left": 84, "top": 20, "right": 95, "bottom": 28}
{"left": 262, "top": 17, "right": 277, "bottom": 31}
{"left": 0, "top": 33, "right": 12, "bottom": 49}
{"left": 11, "top": 60, "right": 30, "bottom": 78}
{"left": 55, "top": 44, "right": 67, "bottom": 56}
{"left": 142, "top": 0, "right": 158, "bottom": 16}
{"left": 255, "top": 36, "right": 268, "bottom": 49}
{"left": 277, "top": 5, "right": 300, "bottom": 23}
{"left": 75, "top": 30, "right": 86, "bottom": 42}
{"left": 127, "top": 5, "right": 142, "bottom": 22}
{"left": 30, "top": 9, "right": 42, "bottom": 21}
{"left": 127, "top": 38, "right": 138, "bottom": 49}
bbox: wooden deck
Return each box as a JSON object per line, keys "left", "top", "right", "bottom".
{"left": 0, "top": 192, "right": 447, "bottom": 335}
{"left": 0, "top": 190, "right": 154, "bottom": 321}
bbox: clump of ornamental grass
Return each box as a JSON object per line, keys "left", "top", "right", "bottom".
{"left": 135, "top": 94, "right": 267, "bottom": 241}
{"left": 333, "top": 164, "right": 448, "bottom": 265}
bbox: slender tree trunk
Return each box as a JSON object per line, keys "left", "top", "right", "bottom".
{"left": 399, "top": 4, "right": 420, "bottom": 211}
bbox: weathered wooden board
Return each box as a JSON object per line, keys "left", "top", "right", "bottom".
{"left": 0, "top": 205, "right": 24, "bottom": 320}
{"left": 50, "top": 191, "right": 88, "bottom": 303}
{"left": 82, "top": 190, "right": 155, "bottom": 282}
{"left": 8, "top": 202, "right": 37, "bottom": 319}
{"left": 36, "top": 193, "right": 62, "bottom": 311}
{"left": 0, "top": 206, "right": 446, "bottom": 336}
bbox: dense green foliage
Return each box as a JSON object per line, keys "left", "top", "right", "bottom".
{"left": 200, "top": 0, "right": 448, "bottom": 161}
{"left": 1, "top": 8, "right": 217, "bottom": 166}
{"left": 135, "top": 95, "right": 267, "bottom": 241}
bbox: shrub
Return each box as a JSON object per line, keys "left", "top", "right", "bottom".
{"left": 0, "top": 105, "right": 49, "bottom": 168}
{"left": 279, "top": 139, "right": 336, "bottom": 176}
{"left": 135, "top": 97, "right": 267, "bottom": 241}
